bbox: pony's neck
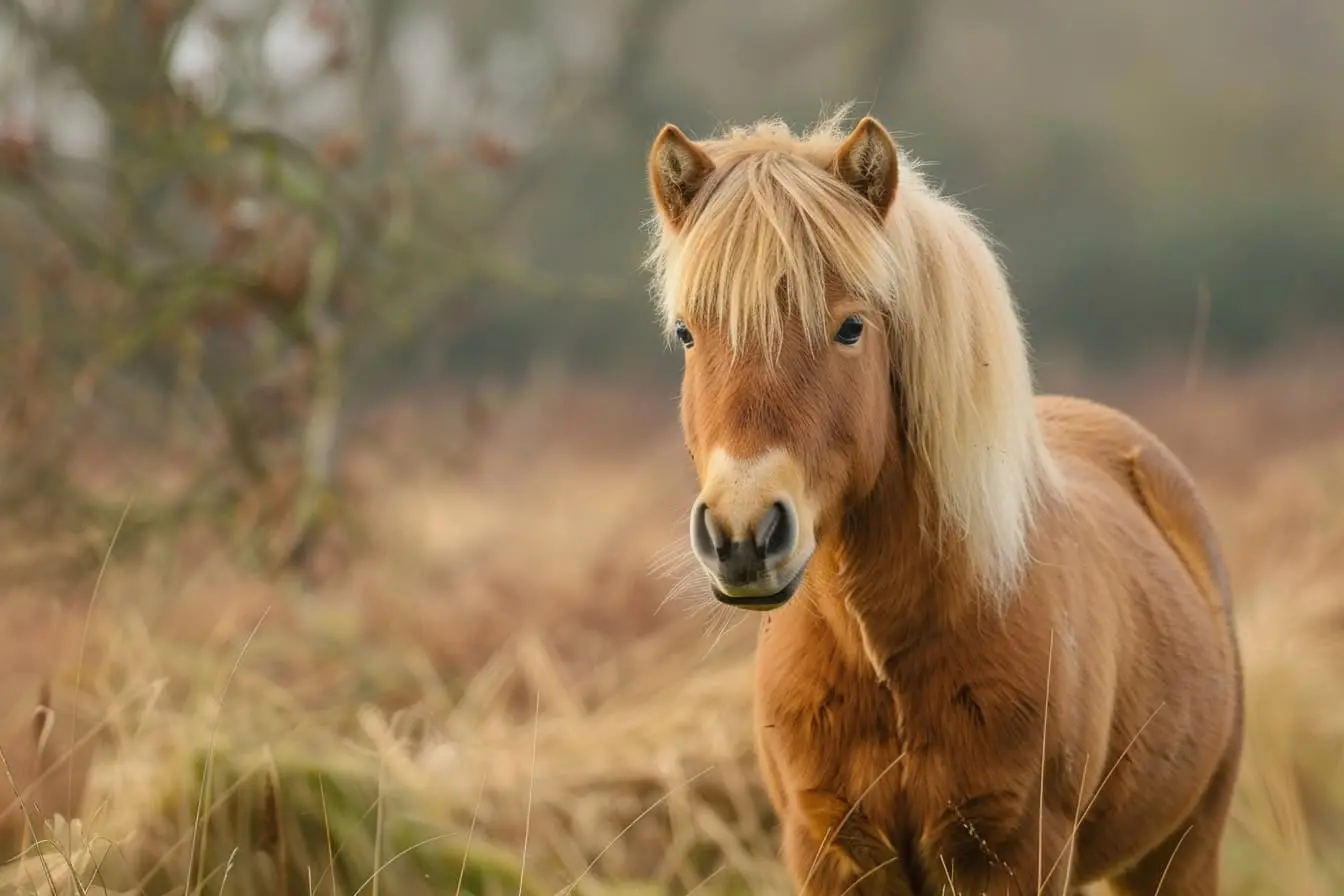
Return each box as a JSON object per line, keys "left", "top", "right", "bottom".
{"left": 810, "top": 437, "right": 980, "bottom": 683}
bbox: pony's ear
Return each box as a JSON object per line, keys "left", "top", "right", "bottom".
{"left": 649, "top": 124, "right": 715, "bottom": 231}
{"left": 830, "top": 116, "right": 899, "bottom": 219}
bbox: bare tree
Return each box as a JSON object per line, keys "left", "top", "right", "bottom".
{"left": 0, "top": 0, "right": 661, "bottom": 580}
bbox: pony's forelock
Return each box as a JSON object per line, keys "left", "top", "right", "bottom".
{"left": 645, "top": 105, "right": 906, "bottom": 363}
{"left": 644, "top": 107, "right": 1062, "bottom": 602}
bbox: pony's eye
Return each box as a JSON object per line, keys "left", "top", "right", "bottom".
{"left": 834, "top": 315, "right": 864, "bottom": 346}
{"left": 675, "top": 320, "right": 695, "bottom": 348}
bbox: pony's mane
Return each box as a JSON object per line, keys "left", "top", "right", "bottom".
{"left": 644, "top": 105, "right": 1063, "bottom": 602}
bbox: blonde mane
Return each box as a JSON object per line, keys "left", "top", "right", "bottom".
{"left": 644, "top": 107, "right": 1063, "bottom": 601}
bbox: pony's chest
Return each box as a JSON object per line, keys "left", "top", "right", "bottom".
{"left": 753, "top": 616, "right": 981, "bottom": 833}
{"left": 755, "top": 621, "right": 914, "bottom": 803}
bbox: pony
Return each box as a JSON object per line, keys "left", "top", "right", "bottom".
{"left": 641, "top": 107, "right": 1244, "bottom": 895}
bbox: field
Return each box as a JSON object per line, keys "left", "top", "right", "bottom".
{"left": 1, "top": 348, "right": 1343, "bottom": 896}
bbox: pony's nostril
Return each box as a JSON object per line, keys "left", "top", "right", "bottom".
{"left": 757, "top": 501, "right": 794, "bottom": 559}
{"left": 691, "top": 500, "right": 728, "bottom": 561}
{"left": 754, "top": 503, "right": 781, "bottom": 554}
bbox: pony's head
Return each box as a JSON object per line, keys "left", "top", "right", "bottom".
{"left": 644, "top": 109, "right": 1059, "bottom": 612}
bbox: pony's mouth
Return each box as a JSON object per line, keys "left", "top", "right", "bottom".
{"left": 710, "top": 562, "right": 808, "bottom": 612}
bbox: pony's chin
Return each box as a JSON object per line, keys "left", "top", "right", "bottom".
{"left": 711, "top": 564, "right": 808, "bottom": 612}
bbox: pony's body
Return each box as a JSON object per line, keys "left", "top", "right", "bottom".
{"left": 753, "top": 395, "right": 1241, "bottom": 895}
{"left": 642, "top": 108, "right": 1243, "bottom": 895}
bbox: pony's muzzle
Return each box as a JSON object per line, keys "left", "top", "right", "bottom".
{"left": 690, "top": 497, "right": 806, "bottom": 610}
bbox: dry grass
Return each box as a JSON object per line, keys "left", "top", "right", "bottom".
{"left": 1, "top": 352, "right": 1343, "bottom": 895}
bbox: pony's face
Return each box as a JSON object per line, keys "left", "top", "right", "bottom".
{"left": 675, "top": 296, "right": 896, "bottom": 610}
{"left": 647, "top": 118, "right": 902, "bottom": 611}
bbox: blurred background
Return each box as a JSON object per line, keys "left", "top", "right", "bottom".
{"left": 0, "top": 1, "right": 1342, "bottom": 894}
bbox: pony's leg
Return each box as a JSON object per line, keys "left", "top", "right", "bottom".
{"left": 919, "top": 807, "right": 1076, "bottom": 896}
{"left": 922, "top": 856, "right": 1061, "bottom": 896}
{"left": 782, "top": 790, "right": 917, "bottom": 896}
{"left": 1105, "top": 750, "right": 1239, "bottom": 896}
